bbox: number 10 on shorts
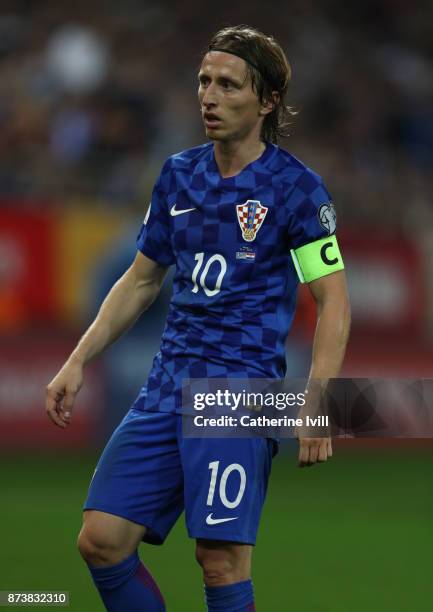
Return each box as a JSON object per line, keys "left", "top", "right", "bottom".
{"left": 207, "top": 461, "right": 246, "bottom": 509}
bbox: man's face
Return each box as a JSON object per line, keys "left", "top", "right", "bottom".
{"left": 198, "top": 51, "right": 264, "bottom": 142}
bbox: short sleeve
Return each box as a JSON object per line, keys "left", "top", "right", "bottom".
{"left": 136, "top": 161, "right": 175, "bottom": 267}
{"left": 286, "top": 170, "right": 337, "bottom": 249}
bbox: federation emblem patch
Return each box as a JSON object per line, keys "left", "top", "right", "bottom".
{"left": 318, "top": 203, "right": 337, "bottom": 235}
{"left": 236, "top": 200, "right": 268, "bottom": 242}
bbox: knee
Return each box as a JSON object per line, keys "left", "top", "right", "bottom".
{"left": 196, "top": 547, "right": 234, "bottom": 586}
{"left": 196, "top": 542, "right": 250, "bottom": 587}
{"left": 77, "top": 525, "right": 124, "bottom": 567}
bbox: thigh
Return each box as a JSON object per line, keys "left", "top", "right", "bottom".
{"left": 84, "top": 409, "right": 184, "bottom": 545}
{"left": 180, "top": 433, "right": 274, "bottom": 545}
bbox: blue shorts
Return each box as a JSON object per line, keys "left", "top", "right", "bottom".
{"left": 84, "top": 409, "right": 276, "bottom": 545}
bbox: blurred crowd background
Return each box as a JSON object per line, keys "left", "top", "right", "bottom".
{"left": 0, "top": 0, "right": 433, "bottom": 220}
{"left": 1, "top": 0, "right": 433, "bottom": 448}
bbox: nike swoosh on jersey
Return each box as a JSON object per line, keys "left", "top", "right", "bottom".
{"left": 170, "top": 203, "right": 196, "bottom": 216}
{"left": 205, "top": 513, "right": 238, "bottom": 526}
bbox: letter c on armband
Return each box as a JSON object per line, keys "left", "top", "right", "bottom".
{"left": 290, "top": 235, "right": 344, "bottom": 283}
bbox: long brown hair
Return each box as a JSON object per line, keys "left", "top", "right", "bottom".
{"left": 207, "top": 25, "right": 296, "bottom": 143}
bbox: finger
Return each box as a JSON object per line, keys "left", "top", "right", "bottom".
{"left": 298, "top": 440, "right": 310, "bottom": 467}
{"left": 61, "top": 391, "right": 76, "bottom": 421}
{"left": 58, "top": 408, "right": 71, "bottom": 424}
{"left": 47, "top": 403, "right": 67, "bottom": 428}
{"left": 317, "top": 439, "right": 328, "bottom": 462}
{"left": 54, "top": 397, "right": 71, "bottom": 424}
{"left": 327, "top": 438, "right": 333, "bottom": 458}
{"left": 46, "top": 390, "right": 66, "bottom": 428}
{"left": 45, "top": 392, "right": 57, "bottom": 417}
{"left": 308, "top": 441, "right": 319, "bottom": 465}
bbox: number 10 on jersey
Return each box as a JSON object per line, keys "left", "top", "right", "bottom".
{"left": 191, "top": 252, "right": 227, "bottom": 297}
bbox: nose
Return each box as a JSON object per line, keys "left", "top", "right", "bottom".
{"left": 201, "top": 82, "right": 217, "bottom": 108}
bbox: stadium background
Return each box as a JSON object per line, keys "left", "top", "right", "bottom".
{"left": 0, "top": 1, "right": 432, "bottom": 610}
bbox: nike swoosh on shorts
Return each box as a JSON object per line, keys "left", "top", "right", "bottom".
{"left": 205, "top": 513, "right": 238, "bottom": 525}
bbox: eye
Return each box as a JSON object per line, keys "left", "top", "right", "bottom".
{"left": 221, "top": 79, "right": 233, "bottom": 90}
{"left": 199, "top": 75, "right": 210, "bottom": 87}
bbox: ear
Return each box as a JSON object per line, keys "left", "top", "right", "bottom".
{"left": 259, "top": 91, "right": 280, "bottom": 116}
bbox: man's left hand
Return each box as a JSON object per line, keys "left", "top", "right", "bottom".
{"left": 297, "top": 437, "right": 332, "bottom": 467}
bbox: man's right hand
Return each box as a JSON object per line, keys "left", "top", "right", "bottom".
{"left": 44, "top": 252, "right": 167, "bottom": 429}
{"left": 45, "top": 359, "right": 84, "bottom": 428}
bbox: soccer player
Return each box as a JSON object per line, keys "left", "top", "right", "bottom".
{"left": 46, "top": 25, "right": 350, "bottom": 612}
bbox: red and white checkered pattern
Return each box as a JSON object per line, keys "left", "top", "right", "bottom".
{"left": 236, "top": 200, "right": 268, "bottom": 241}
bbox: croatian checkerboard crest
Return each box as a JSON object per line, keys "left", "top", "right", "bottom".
{"left": 236, "top": 200, "right": 268, "bottom": 242}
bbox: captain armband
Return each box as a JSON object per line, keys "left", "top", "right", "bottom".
{"left": 290, "top": 235, "right": 345, "bottom": 283}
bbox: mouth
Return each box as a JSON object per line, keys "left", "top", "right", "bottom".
{"left": 203, "top": 112, "right": 222, "bottom": 129}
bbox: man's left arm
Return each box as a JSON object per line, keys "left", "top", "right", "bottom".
{"left": 298, "top": 269, "right": 351, "bottom": 467}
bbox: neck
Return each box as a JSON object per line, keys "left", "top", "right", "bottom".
{"left": 213, "top": 137, "right": 266, "bottom": 178}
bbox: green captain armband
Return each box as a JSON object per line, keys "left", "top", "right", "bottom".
{"left": 290, "top": 235, "right": 344, "bottom": 283}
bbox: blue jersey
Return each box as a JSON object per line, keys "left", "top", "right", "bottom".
{"left": 132, "top": 142, "right": 335, "bottom": 413}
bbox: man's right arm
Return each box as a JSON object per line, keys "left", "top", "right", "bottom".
{"left": 46, "top": 251, "right": 168, "bottom": 428}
